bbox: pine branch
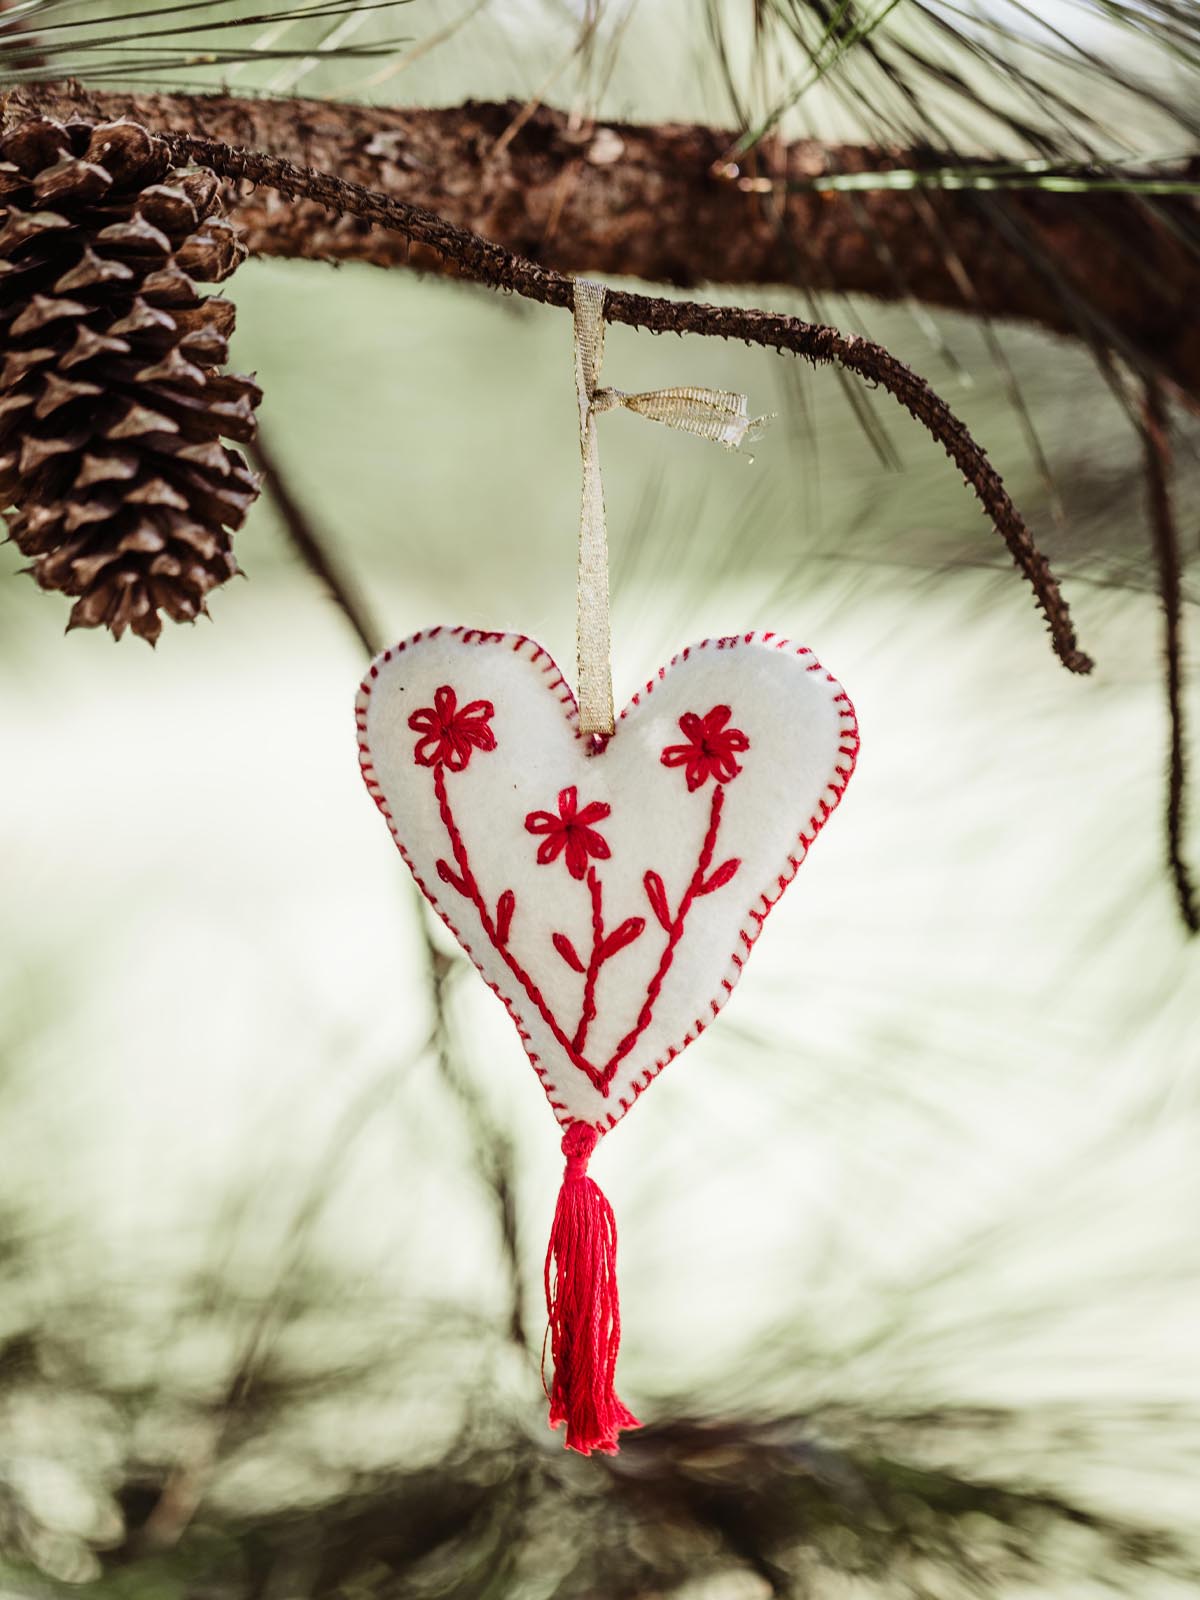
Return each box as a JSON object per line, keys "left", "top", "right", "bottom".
{"left": 156, "top": 127, "right": 1092, "bottom": 676}
{"left": 1141, "top": 382, "right": 1199, "bottom": 933}
{"left": 248, "top": 428, "right": 382, "bottom": 657}
{"left": 246, "top": 434, "right": 532, "bottom": 1350}
{"left": 0, "top": 1, "right": 44, "bottom": 71}
{"left": 7, "top": 85, "right": 1200, "bottom": 399}
{"left": 427, "top": 947, "right": 529, "bottom": 1358}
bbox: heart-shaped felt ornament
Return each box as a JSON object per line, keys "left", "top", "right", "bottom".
{"left": 356, "top": 625, "right": 858, "bottom": 1452}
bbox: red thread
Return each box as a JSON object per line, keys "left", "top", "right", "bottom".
{"left": 495, "top": 888, "right": 515, "bottom": 946}
{"left": 408, "top": 685, "right": 496, "bottom": 771}
{"left": 599, "top": 916, "right": 646, "bottom": 963}
{"left": 436, "top": 857, "right": 469, "bottom": 897}
{"left": 699, "top": 857, "right": 741, "bottom": 895}
{"left": 572, "top": 867, "right": 607, "bottom": 1055}
{"left": 601, "top": 784, "right": 726, "bottom": 1082}
{"left": 553, "top": 931, "right": 586, "bottom": 974}
{"left": 660, "top": 704, "right": 749, "bottom": 791}
{"left": 433, "top": 764, "right": 610, "bottom": 1094}
{"left": 644, "top": 870, "right": 671, "bottom": 932}
{"left": 525, "top": 786, "right": 612, "bottom": 880}
{"left": 543, "top": 1122, "right": 639, "bottom": 1455}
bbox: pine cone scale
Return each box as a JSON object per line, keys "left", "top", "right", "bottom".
{"left": 133, "top": 349, "right": 207, "bottom": 388}
{"left": 75, "top": 449, "right": 137, "bottom": 488}
{"left": 9, "top": 293, "right": 90, "bottom": 336}
{"left": 33, "top": 157, "right": 112, "bottom": 207}
{"left": 0, "top": 208, "right": 72, "bottom": 255}
{"left": 60, "top": 327, "right": 131, "bottom": 368}
{"left": 54, "top": 247, "right": 136, "bottom": 293}
{"left": 107, "top": 298, "right": 176, "bottom": 338}
{"left": 63, "top": 493, "right": 119, "bottom": 533}
{"left": 20, "top": 426, "right": 88, "bottom": 473}
{"left": 140, "top": 263, "right": 203, "bottom": 306}
{"left": 102, "top": 403, "right": 178, "bottom": 441}
{"left": 2, "top": 346, "right": 56, "bottom": 387}
{"left": 94, "top": 214, "right": 173, "bottom": 258}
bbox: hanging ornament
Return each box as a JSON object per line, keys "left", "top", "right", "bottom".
{"left": 355, "top": 282, "right": 858, "bottom": 1454}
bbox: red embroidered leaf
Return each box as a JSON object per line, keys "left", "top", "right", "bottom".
{"left": 496, "top": 889, "right": 515, "bottom": 946}
{"left": 553, "top": 932, "right": 586, "bottom": 974}
{"left": 644, "top": 870, "right": 672, "bottom": 931}
{"left": 436, "top": 858, "right": 468, "bottom": 896}
{"left": 700, "top": 857, "right": 741, "bottom": 895}
{"left": 599, "top": 916, "right": 646, "bottom": 962}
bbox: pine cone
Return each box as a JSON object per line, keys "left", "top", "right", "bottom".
{"left": 0, "top": 114, "right": 261, "bottom": 642}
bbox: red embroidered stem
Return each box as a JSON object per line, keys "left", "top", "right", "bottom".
{"left": 496, "top": 888, "right": 516, "bottom": 945}
{"left": 543, "top": 1122, "right": 640, "bottom": 1455}
{"left": 602, "top": 784, "right": 725, "bottom": 1083}
{"left": 433, "top": 765, "right": 610, "bottom": 1093}
{"left": 431, "top": 732, "right": 723, "bottom": 1099}
{"left": 572, "top": 867, "right": 605, "bottom": 1055}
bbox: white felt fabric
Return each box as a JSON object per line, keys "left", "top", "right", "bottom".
{"left": 356, "top": 628, "right": 858, "bottom": 1133}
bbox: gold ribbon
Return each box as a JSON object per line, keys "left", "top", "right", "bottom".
{"left": 572, "top": 279, "right": 768, "bottom": 738}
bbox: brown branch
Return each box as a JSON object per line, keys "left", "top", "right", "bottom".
{"left": 247, "top": 429, "right": 383, "bottom": 657}
{"left": 243, "top": 431, "right": 530, "bottom": 1349}
{"left": 160, "top": 130, "right": 1091, "bottom": 676}
{"left": 8, "top": 85, "right": 1200, "bottom": 398}
{"left": 0, "top": 1, "right": 44, "bottom": 71}
{"left": 428, "top": 947, "right": 529, "bottom": 1357}
{"left": 1140, "top": 382, "right": 1198, "bottom": 933}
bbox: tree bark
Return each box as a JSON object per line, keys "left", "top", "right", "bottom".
{"left": 6, "top": 83, "right": 1200, "bottom": 396}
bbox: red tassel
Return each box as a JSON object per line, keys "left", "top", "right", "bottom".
{"left": 543, "top": 1121, "right": 640, "bottom": 1455}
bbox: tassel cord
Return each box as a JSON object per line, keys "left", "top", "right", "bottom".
{"left": 543, "top": 1122, "right": 639, "bottom": 1455}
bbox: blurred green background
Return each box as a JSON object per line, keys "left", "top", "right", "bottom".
{"left": 1, "top": 2, "right": 1199, "bottom": 1596}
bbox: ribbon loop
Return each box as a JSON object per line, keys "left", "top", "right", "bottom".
{"left": 574, "top": 281, "right": 613, "bottom": 741}
{"left": 572, "top": 281, "right": 769, "bottom": 739}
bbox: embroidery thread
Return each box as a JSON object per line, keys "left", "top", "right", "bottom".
{"left": 408, "top": 685, "right": 496, "bottom": 770}
{"left": 661, "top": 703, "right": 750, "bottom": 790}
{"left": 525, "top": 786, "right": 612, "bottom": 880}
{"left": 413, "top": 689, "right": 748, "bottom": 1097}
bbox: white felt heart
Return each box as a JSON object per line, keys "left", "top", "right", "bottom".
{"left": 356, "top": 628, "right": 858, "bottom": 1132}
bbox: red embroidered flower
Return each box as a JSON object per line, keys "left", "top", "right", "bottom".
{"left": 408, "top": 685, "right": 496, "bottom": 771}
{"left": 525, "top": 786, "right": 611, "bottom": 880}
{"left": 661, "top": 705, "right": 750, "bottom": 791}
